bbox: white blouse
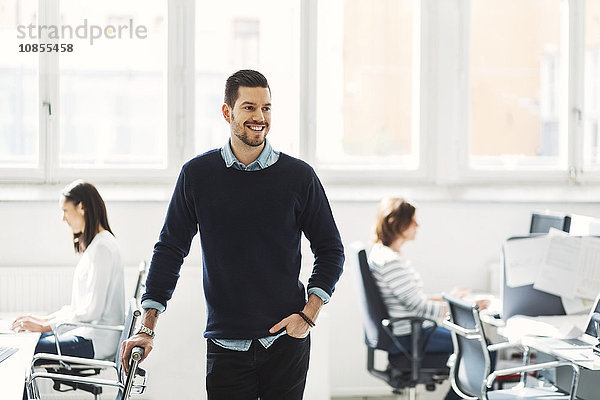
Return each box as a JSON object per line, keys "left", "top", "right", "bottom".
{"left": 368, "top": 242, "right": 444, "bottom": 336}
{"left": 53, "top": 230, "right": 125, "bottom": 360}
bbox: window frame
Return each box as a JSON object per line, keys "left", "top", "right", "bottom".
{"left": 2, "top": 0, "right": 599, "bottom": 188}
{"left": 452, "top": 0, "right": 591, "bottom": 185}
{"left": 0, "top": 0, "right": 184, "bottom": 184}
{"left": 305, "top": 0, "right": 430, "bottom": 185}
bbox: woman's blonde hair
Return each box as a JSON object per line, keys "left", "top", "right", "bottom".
{"left": 373, "top": 197, "right": 416, "bottom": 246}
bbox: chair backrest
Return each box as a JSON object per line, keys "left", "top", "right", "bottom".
{"left": 444, "top": 294, "right": 491, "bottom": 398}
{"left": 351, "top": 243, "right": 395, "bottom": 352}
{"left": 115, "top": 298, "right": 142, "bottom": 368}
{"left": 133, "top": 261, "right": 147, "bottom": 301}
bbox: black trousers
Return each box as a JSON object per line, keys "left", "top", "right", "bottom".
{"left": 206, "top": 334, "right": 311, "bottom": 400}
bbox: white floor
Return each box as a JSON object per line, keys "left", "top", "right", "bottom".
{"left": 33, "top": 383, "right": 452, "bottom": 400}
{"left": 333, "top": 381, "right": 453, "bottom": 400}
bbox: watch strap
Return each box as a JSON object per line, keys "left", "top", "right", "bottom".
{"left": 137, "top": 324, "right": 155, "bottom": 338}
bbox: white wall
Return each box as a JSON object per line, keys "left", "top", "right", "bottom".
{"left": 1, "top": 193, "right": 599, "bottom": 397}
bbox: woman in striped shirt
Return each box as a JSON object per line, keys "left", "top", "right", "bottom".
{"left": 368, "top": 197, "right": 488, "bottom": 399}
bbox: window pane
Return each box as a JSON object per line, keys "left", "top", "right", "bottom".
{"left": 195, "top": 1, "right": 300, "bottom": 156}
{"left": 0, "top": 0, "right": 38, "bottom": 168}
{"left": 584, "top": 0, "right": 600, "bottom": 170}
{"left": 317, "top": 0, "right": 417, "bottom": 169}
{"left": 59, "top": 0, "right": 166, "bottom": 168}
{"left": 470, "top": 0, "right": 565, "bottom": 170}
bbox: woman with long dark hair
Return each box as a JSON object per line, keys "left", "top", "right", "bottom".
{"left": 12, "top": 180, "right": 125, "bottom": 360}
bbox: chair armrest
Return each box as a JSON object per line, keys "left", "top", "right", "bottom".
{"left": 486, "top": 360, "right": 579, "bottom": 389}
{"left": 29, "top": 371, "right": 123, "bottom": 389}
{"left": 384, "top": 316, "right": 438, "bottom": 326}
{"left": 51, "top": 322, "right": 124, "bottom": 357}
{"left": 487, "top": 341, "right": 526, "bottom": 352}
{"left": 55, "top": 322, "right": 124, "bottom": 332}
{"left": 32, "top": 353, "right": 116, "bottom": 369}
{"left": 442, "top": 319, "right": 480, "bottom": 339}
{"left": 380, "top": 316, "right": 440, "bottom": 364}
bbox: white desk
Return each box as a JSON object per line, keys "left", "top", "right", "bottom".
{"left": 500, "top": 314, "right": 589, "bottom": 342}
{"left": 0, "top": 332, "right": 40, "bottom": 400}
{"left": 519, "top": 336, "right": 600, "bottom": 370}
{"left": 496, "top": 314, "right": 600, "bottom": 399}
{"left": 497, "top": 314, "right": 599, "bottom": 364}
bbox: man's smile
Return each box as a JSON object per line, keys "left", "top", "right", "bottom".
{"left": 246, "top": 123, "right": 266, "bottom": 132}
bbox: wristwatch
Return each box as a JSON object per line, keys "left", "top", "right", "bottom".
{"left": 137, "top": 324, "right": 155, "bottom": 338}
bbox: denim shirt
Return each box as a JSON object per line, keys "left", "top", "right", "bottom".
{"left": 142, "top": 139, "right": 330, "bottom": 350}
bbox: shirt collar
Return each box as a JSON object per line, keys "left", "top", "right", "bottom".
{"left": 220, "top": 139, "right": 278, "bottom": 170}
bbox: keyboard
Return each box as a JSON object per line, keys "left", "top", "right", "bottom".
{"left": 561, "top": 338, "right": 592, "bottom": 348}
{"left": 539, "top": 337, "right": 593, "bottom": 349}
{"left": 0, "top": 346, "right": 18, "bottom": 364}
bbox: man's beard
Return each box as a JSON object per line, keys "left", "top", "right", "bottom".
{"left": 232, "top": 115, "right": 268, "bottom": 147}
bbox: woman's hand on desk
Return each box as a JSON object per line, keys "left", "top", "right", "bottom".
{"left": 11, "top": 315, "right": 51, "bottom": 333}
{"left": 476, "top": 299, "right": 490, "bottom": 311}
{"left": 435, "top": 287, "right": 471, "bottom": 301}
{"left": 450, "top": 286, "right": 471, "bottom": 299}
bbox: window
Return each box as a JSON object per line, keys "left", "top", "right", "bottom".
{"left": 584, "top": 0, "right": 600, "bottom": 171}
{"left": 194, "top": 1, "right": 300, "bottom": 157}
{"left": 2, "top": 0, "right": 168, "bottom": 182}
{"left": 316, "top": 0, "right": 419, "bottom": 170}
{"left": 2, "top": 0, "right": 599, "bottom": 187}
{"left": 468, "top": 0, "right": 565, "bottom": 170}
{"left": 0, "top": 0, "right": 38, "bottom": 169}
{"left": 58, "top": 0, "right": 167, "bottom": 170}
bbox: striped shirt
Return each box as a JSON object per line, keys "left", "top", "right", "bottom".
{"left": 368, "top": 242, "right": 444, "bottom": 336}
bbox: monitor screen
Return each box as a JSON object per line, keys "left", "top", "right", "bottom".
{"left": 585, "top": 295, "right": 600, "bottom": 337}
{"left": 529, "top": 212, "right": 570, "bottom": 234}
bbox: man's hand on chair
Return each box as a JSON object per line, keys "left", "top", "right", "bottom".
{"left": 120, "top": 334, "right": 153, "bottom": 375}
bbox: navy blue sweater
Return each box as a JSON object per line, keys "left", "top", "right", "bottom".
{"left": 142, "top": 150, "right": 344, "bottom": 339}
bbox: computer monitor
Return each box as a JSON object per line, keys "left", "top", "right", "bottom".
{"left": 569, "top": 214, "right": 600, "bottom": 235}
{"left": 591, "top": 221, "right": 600, "bottom": 236}
{"left": 585, "top": 294, "right": 600, "bottom": 337}
{"left": 529, "top": 212, "right": 571, "bottom": 234}
{"left": 502, "top": 235, "right": 566, "bottom": 319}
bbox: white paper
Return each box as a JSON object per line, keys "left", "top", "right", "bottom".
{"left": 562, "top": 297, "right": 594, "bottom": 315}
{"left": 534, "top": 236, "right": 580, "bottom": 298}
{"left": 503, "top": 315, "right": 559, "bottom": 339}
{"left": 0, "top": 319, "right": 16, "bottom": 334}
{"left": 504, "top": 236, "right": 550, "bottom": 287}
{"left": 503, "top": 315, "right": 589, "bottom": 340}
{"left": 575, "top": 237, "right": 600, "bottom": 300}
{"left": 548, "top": 227, "right": 569, "bottom": 237}
{"left": 552, "top": 348, "right": 596, "bottom": 361}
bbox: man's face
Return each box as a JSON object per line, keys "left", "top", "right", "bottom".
{"left": 223, "top": 86, "right": 271, "bottom": 147}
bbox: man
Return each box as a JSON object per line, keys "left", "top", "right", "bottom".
{"left": 121, "top": 69, "right": 345, "bottom": 399}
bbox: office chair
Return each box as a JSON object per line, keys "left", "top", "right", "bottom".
{"left": 442, "top": 294, "right": 580, "bottom": 400}
{"left": 31, "top": 260, "right": 148, "bottom": 398}
{"left": 27, "top": 297, "right": 147, "bottom": 400}
{"left": 352, "top": 244, "right": 449, "bottom": 399}
{"left": 133, "top": 260, "right": 147, "bottom": 302}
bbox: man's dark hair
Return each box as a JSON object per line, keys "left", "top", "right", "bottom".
{"left": 224, "top": 69, "right": 270, "bottom": 108}
{"left": 62, "top": 180, "right": 113, "bottom": 253}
